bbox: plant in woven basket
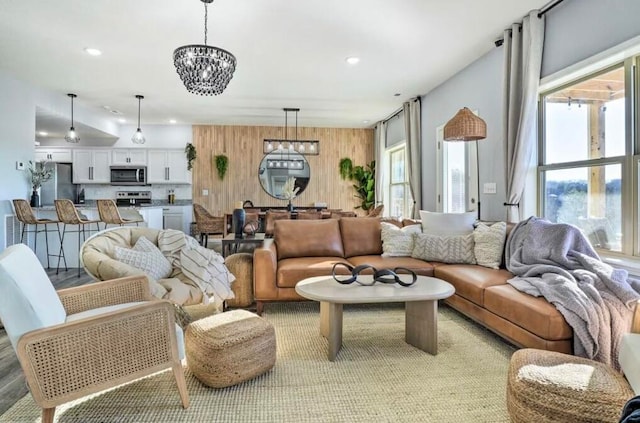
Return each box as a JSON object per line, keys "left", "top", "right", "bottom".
{"left": 214, "top": 154, "right": 229, "bottom": 180}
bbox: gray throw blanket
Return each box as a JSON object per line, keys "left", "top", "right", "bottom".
{"left": 506, "top": 216, "right": 640, "bottom": 369}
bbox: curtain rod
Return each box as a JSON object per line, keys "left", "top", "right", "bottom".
{"left": 538, "top": 0, "right": 565, "bottom": 18}
{"left": 494, "top": 0, "right": 565, "bottom": 47}
{"left": 378, "top": 97, "right": 420, "bottom": 126}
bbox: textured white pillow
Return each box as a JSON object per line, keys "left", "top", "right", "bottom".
{"left": 473, "top": 222, "right": 507, "bottom": 269}
{"left": 114, "top": 236, "right": 173, "bottom": 281}
{"left": 412, "top": 232, "right": 476, "bottom": 264}
{"left": 419, "top": 211, "right": 477, "bottom": 236}
{"left": 380, "top": 222, "right": 422, "bottom": 257}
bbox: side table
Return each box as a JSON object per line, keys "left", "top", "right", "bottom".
{"left": 221, "top": 233, "right": 266, "bottom": 257}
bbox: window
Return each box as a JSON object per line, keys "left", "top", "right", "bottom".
{"left": 386, "top": 144, "right": 412, "bottom": 218}
{"left": 539, "top": 64, "right": 628, "bottom": 253}
{"left": 436, "top": 126, "right": 478, "bottom": 213}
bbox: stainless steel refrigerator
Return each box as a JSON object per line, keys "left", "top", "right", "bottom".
{"left": 40, "top": 162, "right": 79, "bottom": 206}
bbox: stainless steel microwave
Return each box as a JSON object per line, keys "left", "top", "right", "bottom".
{"left": 110, "top": 166, "right": 147, "bottom": 186}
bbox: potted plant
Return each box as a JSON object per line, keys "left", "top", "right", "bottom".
{"left": 350, "top": 160, "right": 376, "bottom": 212}
{"left": 26, "top": 160, "right": 52, "bottom": 207}
{"left": 215, "top": 154, "right": 229, "bottom": 180}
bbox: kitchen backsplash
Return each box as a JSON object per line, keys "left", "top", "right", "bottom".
{"left": 81, "top": 184, "right": 192, "bottom": 201}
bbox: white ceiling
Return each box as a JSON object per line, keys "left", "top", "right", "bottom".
{"left": 0, "top": 0, "right": 549, "bottom": 129}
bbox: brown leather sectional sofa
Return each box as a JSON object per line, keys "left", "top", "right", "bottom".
{"left": 253, "top": 217, "right": 573, "bottom": 354}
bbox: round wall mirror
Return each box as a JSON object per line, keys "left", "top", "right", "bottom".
{"left": 258, "top": 150, "right": 310, "bottom": 199}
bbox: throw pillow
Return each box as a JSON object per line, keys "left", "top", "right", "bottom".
{"left": 412, "top": 232, "right": 476, "bottom": 264}
{"left": 474, "top": 222, "right": 507, "bottom": 269}
{"left": 380, "top": 222, "right": 422, "bottom": 257}
{"left": 419, "top": 210, "right": 477, "bottom": 236}
{"left": 114, "top": 237, "right": 173, "bottom": 282}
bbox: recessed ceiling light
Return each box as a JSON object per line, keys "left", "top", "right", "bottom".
{"left": 103, "top": 105, "right": 111, "bottom": 110}
{"left": 118, "top": 118, "right": 126, "bottom": 123}
{"left": 84, "top": 47, "right": 102, "bottom": 56}
{"left": 346, "top": 57, "right": 360, "bottom": 65}
{"left": 362, "top": 120, "right": 369, "bottom": 124}
{"left": 38, "top": 131, "right": 48, "bottom": 136}
{"left": 169, "top": 119, "right": 177, "bottom": 124}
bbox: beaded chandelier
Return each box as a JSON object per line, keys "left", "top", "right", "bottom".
{"left": 173, "top": 0, "right": 237, "bottom": 96}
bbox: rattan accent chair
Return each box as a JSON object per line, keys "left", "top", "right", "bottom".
{"left": 12, "top": 199, "right": 63, "bottom": 269}
{"left": 55, "top": 199, "right": 101, "bottom": 277}
{"left": 97, "top": 199, "right": 143, "bottom": 229}
{"left": 0, "top": 244, "right": 189, "bottom": 423}
{"left": 264, "top": 210, "right": 291, "bottom": 237}
{"left": 193, "top": 204, "right": 225, "bottom": 246}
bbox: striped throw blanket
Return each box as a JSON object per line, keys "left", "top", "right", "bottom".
{"left": 157, "top": 229, "right": 235, "bottom": 308}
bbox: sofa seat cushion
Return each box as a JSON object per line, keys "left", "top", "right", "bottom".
{"left": 275, "top": 219, "right": 344, "bottom": 259}
{"left": 347, "top": 255, "right": 435, "bottom": 276}
{"left": 276, "top": 257, "right": 352, "bottom": 288}
{"left": 484, "top": 284, "right": 572, "bottom": 341}
{"left": 434, "top": 265, "right": 511, "bottom": 306}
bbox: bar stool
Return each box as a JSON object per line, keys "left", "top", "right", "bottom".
{"left": 97, "top": 199, "right": 143, "bottom": 230}
{"left": 12, "top": 199, "right": 63, "bottom": 269}
{"left": 54, "top": 199, "right": 101, "bottom": 277}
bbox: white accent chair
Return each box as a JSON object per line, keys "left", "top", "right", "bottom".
{"left": 0, "top": 244, "right": 189, "bottom": 423}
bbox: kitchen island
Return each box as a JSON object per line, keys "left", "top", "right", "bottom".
{"left": 22, "top": 205, "right": 164, "bottom": 269}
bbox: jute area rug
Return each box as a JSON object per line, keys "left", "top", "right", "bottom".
{"left": 1, "top": 302, "right": 515, "bottom": 423}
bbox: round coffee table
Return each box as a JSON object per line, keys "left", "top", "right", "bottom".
{"left": 295, "top": 275, "right": 455, "bottom": 361}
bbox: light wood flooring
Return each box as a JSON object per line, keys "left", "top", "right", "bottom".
{"left": 0, "top": 268, "right": 92, "bottom": 416}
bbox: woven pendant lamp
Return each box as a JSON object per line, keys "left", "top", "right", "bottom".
{"left": 443, "top": 107, "right": 487, "bottom": 141}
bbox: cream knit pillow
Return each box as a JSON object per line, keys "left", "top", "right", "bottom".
{"left": 473, "top": 222, "right": 507, "bottom": 269}
{"left": 114, "top": 236, "right": 173, "bottom": 282}
{"left": 412, "top": 233, "right": 476, "bottom": 264}
{"left": 381, "top": 222, "right": 422, "bottom": 257}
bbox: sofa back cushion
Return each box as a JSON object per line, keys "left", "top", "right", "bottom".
{"left": 275, "top": 219, "right": 344, "bottom": 259}
{"left": 339, "top": 217, "right": 383, "bottom": 258}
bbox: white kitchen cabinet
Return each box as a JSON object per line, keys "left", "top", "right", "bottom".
{"left": 112, "top": 149, "right": 147, "bottom": 165}
{"left": 35, "top": 149, "right": 72, "bottom": 162}
{"left": 72, "top": 149, "right": 111, "bottom": 183}
{"left": 162, "top": 205, "right": 192, "bottom": 233}
{"left": 147, "top": 149, "right": 191, "bottom": 184}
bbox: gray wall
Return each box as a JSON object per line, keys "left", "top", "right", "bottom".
{"left": 420, "top": 48, "right": 504, "bottom": 220}
{"left": 0, "top": 71, "right": 119, "bottom": 251}
{"left": 420, "top": 0, "right": 640, "bottom": 221}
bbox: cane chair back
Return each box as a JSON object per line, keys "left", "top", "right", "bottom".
{"left": 54, "top": 199, "right": 87, "bottom": 224}
{"left": 13, "top": 199, "right": 41, "bottom": 225}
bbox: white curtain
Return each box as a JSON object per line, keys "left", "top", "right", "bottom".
{"left": 503, "top": 10, "right": 545, "bottom": 222}
{"left": 374, "top": 120, "right": 387, "bottom": 208}
{"left": 403, "top": 98, "right": 422, "bottom": 219}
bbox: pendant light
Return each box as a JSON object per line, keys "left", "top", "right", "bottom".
{"left": 131, "top": 95, "right": 146, "bottom": 144}
{"left": 64, "top": 93, "right": 80, "bottom": 143}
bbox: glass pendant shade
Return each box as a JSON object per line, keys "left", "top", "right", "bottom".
{"left": 131, "top": 95, "right": 146, "bottom": 145}
{"left": 64, "top": 93, "right": 80, "bottom": 143}
{"left": 173, "top": 0, "right": 236, "bottom": 96}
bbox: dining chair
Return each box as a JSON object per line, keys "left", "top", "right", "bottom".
{"left": 264, "top": 210, "right": 291, "bottom": 237}
{"left": 54, "top": 199, "right": 101, "bottom": 277}
{"left": 12, "top": 199, "right": 63, "bottom": 269}
{"left": 0, "top": 244, "right": 189, "bottom": 423}
{"left": 193, "top": 204, "right": 225, "bottom": 246}
{"left": 296, "top": 210, "right": 322, "bottom": 220}
{"left": 97, "top": 199, "right": 143, "bottom": 230}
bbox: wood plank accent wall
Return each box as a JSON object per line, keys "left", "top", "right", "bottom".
{"left": 192, "top": 125, "right": 374, "bottom": 215}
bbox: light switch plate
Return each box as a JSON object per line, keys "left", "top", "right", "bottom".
{"left": 16, "top": 161, "right": 25, "bottom": 170}
{"left": 202, "top": 189, "right": 209, "bottom": 196}
{"left": 483, "top": 182, "right": 497, "bottom": 194}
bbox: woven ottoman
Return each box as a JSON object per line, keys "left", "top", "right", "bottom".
{"left": 507, "top": 348, "right": 633, "bottom": 423}
{"left": 185, "top": 309, "right": 276, "bottom": 388}
{"left": 225, "top": 253, "right": 254, "bottom": 308}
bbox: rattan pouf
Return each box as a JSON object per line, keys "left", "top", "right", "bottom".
{"left": 225, "top": 253, "right": 254, "bottom": 308}
{"left": 185, "top": 309, "right": 276, "bottom": 388}
{"left": 507, "top": 348, "right": 633, "bottom": 423}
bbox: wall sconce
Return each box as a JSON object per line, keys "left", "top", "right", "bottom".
{"left": 263, "top": 139, "right": 319, "bottom": 155}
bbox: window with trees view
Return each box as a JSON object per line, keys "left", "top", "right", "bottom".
{"left": 539, "top": 64, "right": 628, "bottom": 253}
{"left": 387, "top": 144, "right": 412, "bottom": 218}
